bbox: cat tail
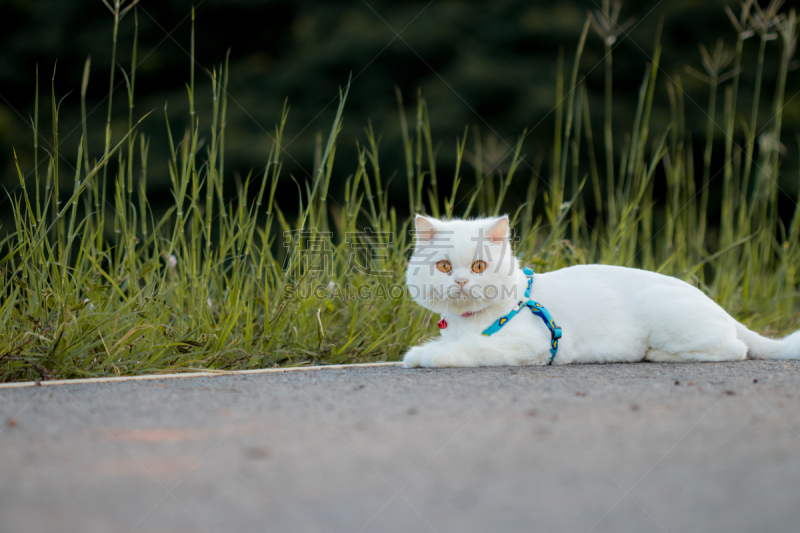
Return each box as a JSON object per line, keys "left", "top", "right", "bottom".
{"left": 735, "top": 322, "right": 800, "bottom": 360}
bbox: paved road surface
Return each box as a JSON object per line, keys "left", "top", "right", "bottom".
{"left": 1, "top": 361, "right": 799, "bottom": 533}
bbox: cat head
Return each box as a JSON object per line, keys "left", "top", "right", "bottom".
{"left": 406, "top": 215, "right": 520, "bottom": 315}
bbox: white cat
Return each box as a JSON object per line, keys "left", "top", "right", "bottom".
{"left": 403, "top": 215, "right": 800, "bottom": 368}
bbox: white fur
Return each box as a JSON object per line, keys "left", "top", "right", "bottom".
{"left": 403, "top": 215, "right": 800, "bottom": 368}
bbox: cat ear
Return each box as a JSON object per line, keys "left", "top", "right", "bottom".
{"left": 485, "top": 215, "right": 509, "bottom": 244}
{"left": 415, "top": 215, "right": 438, "bottom": 242}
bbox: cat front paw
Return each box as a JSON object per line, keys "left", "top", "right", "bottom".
{"left": 403, "top": 346, "right": 426, "bottom": 368}
{"left": 419, "top": 350, "right": 473, "bottom": 368}
{"left": 419, "top": 350, "right": 442, "bottom": 367}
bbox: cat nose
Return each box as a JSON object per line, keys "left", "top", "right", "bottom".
{"left": 454, "top": 278, "right": 468, "bottom": 287}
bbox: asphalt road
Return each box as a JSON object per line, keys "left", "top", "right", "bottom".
{"left": 1, "top": 361, "right": 799, "bottom": 533}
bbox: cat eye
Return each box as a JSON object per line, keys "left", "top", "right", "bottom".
{"left": 436, "top": 260, "right": 452, "bottom": 274}
{"left": 472, "top": 260, "right": 487, "bottom": 274}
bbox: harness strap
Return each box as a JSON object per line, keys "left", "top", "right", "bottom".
{"left": 481, "top": 266, "right": 562, "bottom": 364}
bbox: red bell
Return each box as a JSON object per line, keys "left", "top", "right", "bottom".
{"left": 438, "top": 317, "right": 448, "bottom": 329}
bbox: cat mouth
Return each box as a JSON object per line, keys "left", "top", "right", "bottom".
{"left": 448, "top": 292, "right": 480, "bottom": 303}
{"left": 445, "top": 285, "right": 497, "bottom": 307}
{"left": 449, "top": 285, "right": 477, "bottom": 298}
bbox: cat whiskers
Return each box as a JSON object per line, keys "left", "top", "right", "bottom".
{"left": 473, "top": 293, "right": 494, "bottom": 319}
{"left": 422, "top": 290, "right": 449, "bottom": 325}
{"left": 478, "top": 297, "right": 490, "bottom": 316}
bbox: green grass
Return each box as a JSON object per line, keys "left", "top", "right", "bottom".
{"left": 1, "top": 1, "right": 799, "bottom": 382}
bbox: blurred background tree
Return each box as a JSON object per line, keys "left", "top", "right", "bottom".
{"left": 1, "top": 0, "right": 798, "bottom": 226}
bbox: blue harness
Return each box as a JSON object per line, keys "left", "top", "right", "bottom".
{"left": 481, "top": 266, "right": 562, "bottom": 364}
